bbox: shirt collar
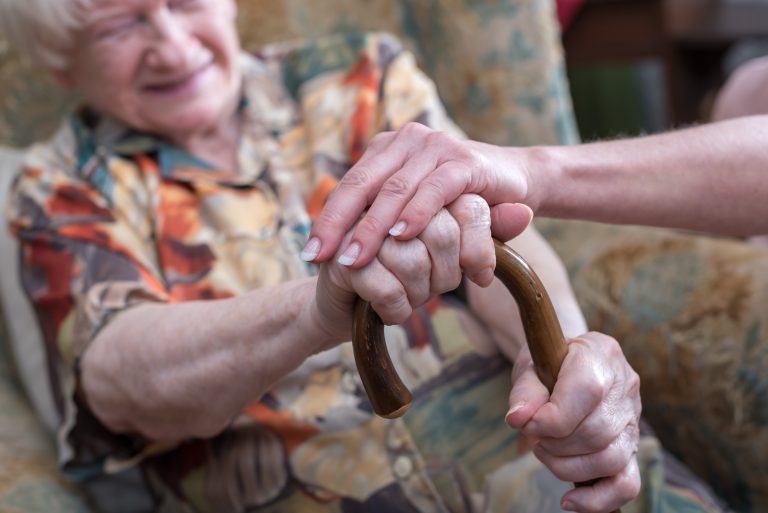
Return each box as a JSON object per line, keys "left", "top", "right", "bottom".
{"left": 69, "top": 52, "right": 300, "bottom": 194}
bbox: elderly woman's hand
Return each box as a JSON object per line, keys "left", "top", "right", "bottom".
{"left": 314, "top": 194, "right": 495, "bottom": 343}
{"left": 506, "top": 332, "right": 642, "bottom": 513}
{"left": 303, "top": 123, "right": 536, "bottom": 271}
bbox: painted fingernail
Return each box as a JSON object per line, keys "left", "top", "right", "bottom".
{"left": 561, "top": 500, "right": 576, "bottom": 511}
{"left": 389, "top": 221, "right": 407, "bottom": 237}
{"left": 300, "top": 237, "right": 321, "bottom": 262}
{"left": 338, "top": 242, "right": 361, "bottom": 266}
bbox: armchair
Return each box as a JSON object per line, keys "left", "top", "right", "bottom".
{"left": 1, "top": 1, "right": 765, "bottom": 512}
{"left": 0, "top": 2, "right": 576, "bottom": 511}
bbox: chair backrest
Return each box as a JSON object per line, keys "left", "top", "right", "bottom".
{"left": 0, "top": 0, "right": 578, "bottom": 148}
{"left": 0, "top": 146, "right": 58, "bottom": 432}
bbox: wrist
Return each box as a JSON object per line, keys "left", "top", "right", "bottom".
{"left": 306, "top": 295, "right": 351, "bottom": 353}
{"left": 309, "top": 271, "right": 355, "bottom": 351}
{"left": 517, "top": 145, "right": 564, "bottom": 215}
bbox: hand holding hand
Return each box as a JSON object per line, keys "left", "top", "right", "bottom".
{"left": 314, "top": 194, "right": 496, "bottom": 344}
{"left": 304, "top": 123, "right": 535, "bottom": 270}
{"left": 506, "top": 332, "right": 642, "bottom": 513}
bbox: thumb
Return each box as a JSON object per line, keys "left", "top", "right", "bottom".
{"left": 505, "top": 359, "right": 550, "bottom": 430}
{"left": 490, "top": 203, "right": 533, "bottom": 242}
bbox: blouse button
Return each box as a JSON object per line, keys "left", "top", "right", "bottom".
{"left": 341, "top": 372, "right": 358, "bottom": 393}
{"left": 393, "top": 455, "right": 414, "bottom": 479}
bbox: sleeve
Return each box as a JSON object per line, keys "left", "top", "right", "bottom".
{"left": 264, "top": 32, "right": 466, "bottom": 214}
{"left": 376, "top": 34, "right": 466, "bottom": 138}
{"left": 7, "top": 145, "right": 170, "bottom": 478}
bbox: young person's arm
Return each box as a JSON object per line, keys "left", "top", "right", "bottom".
{"left": 307, "top": 115, "right": 768, "bottom": 268}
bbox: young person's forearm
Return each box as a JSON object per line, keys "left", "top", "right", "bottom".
{"left": 81, "top": 277, "right": 340, "bottom": 441}
{"left": 527, "top": 115, "right": 768, "bottom": 236}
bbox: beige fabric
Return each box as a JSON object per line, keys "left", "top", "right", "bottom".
{"left": 0, "top": 146, "right": 58, "bottom": 432}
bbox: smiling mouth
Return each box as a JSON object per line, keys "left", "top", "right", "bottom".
{"left": 142, "top": 61, "right": 213, "bottom": 94}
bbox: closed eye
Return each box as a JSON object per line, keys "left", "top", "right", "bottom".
{"left": 91, "top": 15, "right": 145, "bottom": 40}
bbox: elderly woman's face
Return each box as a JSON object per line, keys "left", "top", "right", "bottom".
{"left": 60, "top": 0, "right": 241, "bottom": 139}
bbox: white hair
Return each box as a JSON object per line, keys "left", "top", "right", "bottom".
{"left": 0, "top": 0, "right": 92, "bottom": 70}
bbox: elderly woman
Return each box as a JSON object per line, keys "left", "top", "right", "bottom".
{"left": 0, "top": 1, "right": 728, "bottom": 512}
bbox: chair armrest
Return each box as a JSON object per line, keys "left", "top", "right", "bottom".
{"left": 538, "top": 218, "right": 768, "bottom": 512}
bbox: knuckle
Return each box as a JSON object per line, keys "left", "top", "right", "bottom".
{"left": 467, "top": 193, "right": 491, "bottom": 219}
{"left": 435, "top": 209, "right": 461, "bottom": 237}
{"left": 401, "top": 121, "right": 427, "bottom": 138}
{"left": 313, "top": 205, "right": 345, "bottom": 229}
{"left": 533, "top": 413, "right": 571, "bottom": 439}
{"left": 369, "top": 131, "right": 393, "bottom": 149}
{"left": 596, "top": 332, "right": 624, "bottom": 357}
{"left": 619, "top": 472, "right": 642, "bottom": 503}
{"left": 583, "top": 378, "right": 606, "bottom": 407}
{"left": 581, "top": 418, "right": 615, "bottom": 452}
{"left": 452, "top": 193, "right": 491, "bottom": 226}
{"left": 435, "top": 224, "right": 460, "bottom": 252}
{"left": 379, "top": 176, "right": 412, "bottom": 199}
{"left": 423, "top": 210, "right": 459, "bottom": 249}
{"left": 377, "top": 284, "right": 407, "bottom": 310}
{"left": 394, "top": 245, "right": 430, "bottom": 281}
{"left": 459, "top": 146, "right": 481, "bottom": 167}
{"left": 425, "top": 129, "right": 446, "bottom": 147}
{"left": 356, "top": 215, "right": 387, "bottom": 237}
{"left": 461, "top": 239, "right": 495, "bottom": 270}
{"left": 602, "top": 444, "right": 631, "bottom": 476}
{"left": 420, "top": 175, "right": 448, "bottom": 199}
{"left": 410, "top": 251, "right": 432, "bottom": 280}
{"left": 389, "top": 307, "right": 413, "bottom": 326}
{"left": 548, "top": 459, "right": 574, "bottom": 482}
{"left": 375, "top": 292, "right": 410, "bottom": 325}
{"left": 542, "top": 418, "right": 572, "bottom": 440}
{"left": 341, "top": 166, "right": 374, "bottom": 189}
{"left": 408, "top": 200, "right": 439, "bottom": 224}
{"left": 433, "top": 269, "right": 463, "bottom": 295}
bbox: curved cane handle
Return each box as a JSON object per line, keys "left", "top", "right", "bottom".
{"left": 352, "top": 239, "right": 620, "bottom": 512}
{"left": 352, "top": 238, "right": 568, "bottom": 418}
{"left": 352, "top": 239, "right": 621, "bottom": 513}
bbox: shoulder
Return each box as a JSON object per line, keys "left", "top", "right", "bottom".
{"left": 253, "top": 32, "right": 410, "bottom": 99}
{"left": 6, "top": 117, "right": 94, "bottom": 231}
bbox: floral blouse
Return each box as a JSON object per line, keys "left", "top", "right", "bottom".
{"left": 7, "top": 32, "right": 726, "bottom": 513}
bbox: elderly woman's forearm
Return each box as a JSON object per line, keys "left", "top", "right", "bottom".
{"left": 80, "top": 277, "right": 338, "bottom": 441}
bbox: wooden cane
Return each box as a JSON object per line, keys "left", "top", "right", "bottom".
{"left": 352, "top": 238, "right": 621, "bottom": 513}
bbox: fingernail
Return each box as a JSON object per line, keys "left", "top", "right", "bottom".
{"left": 561, "top": 500, "right": 575, "bottom": 511}
{"left": 389, "top": 221, "right": 407, "bottom": 237}
{"left": 300, "top": 237, "right": 321, "bottom": 262}
{"left": 337, "top": 242, "right": 361, "bottom": 266}
{"left": 505, "top": 402, "right": 525, "bottom": 425}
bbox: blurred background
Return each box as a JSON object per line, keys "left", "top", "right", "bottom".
{"left": 561, "top": 0, "right": 768, "bottom": 139}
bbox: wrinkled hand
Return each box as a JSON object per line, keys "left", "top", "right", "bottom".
{"left": 314, "top": 194, "right": 495, "bottom": 343}
{"left": 303, "top": 123, "right": 535, "bottom": 270}
{"left": 506, "top": 332, "right": 642, "bottom": 513}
